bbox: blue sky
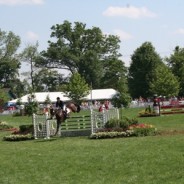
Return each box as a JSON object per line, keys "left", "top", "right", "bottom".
{"left": 1, "top": 0, "right": 184, "bottom": 70}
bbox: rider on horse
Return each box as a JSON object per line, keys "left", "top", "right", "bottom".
{"left": 49, "top": 97, "right": 67, "bottom": 119}
{"left": 50, "top": 98, "right": 81, "bottom": 136}
{"left": 55, "top": 97, "right": 67, "bottom": 119}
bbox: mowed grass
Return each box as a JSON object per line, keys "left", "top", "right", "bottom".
{"left": 1, "top": 108, "right": 184, "bottom": 184}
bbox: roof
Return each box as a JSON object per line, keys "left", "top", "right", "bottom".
{"left": 9, "top": 88, "right": 117, "bottom": 103}
{"left": 85, "top": 88, "right": 117, "bottom": 100}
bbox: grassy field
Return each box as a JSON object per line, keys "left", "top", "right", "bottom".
{"left": 0, "top": 108, "right": 184, "bottom": 184}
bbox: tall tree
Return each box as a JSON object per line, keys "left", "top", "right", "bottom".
{"left": 111, "top": 76, "right": 131, "bottom": 108}
{"left": 37, "top": 20, "right": 122, "bottom": 89}
{"left": 100, "top": 58, "right": 127, "bottom": 89}
{"left": 166, "top": 46, "right": 184, "bottom": 96}
{"left": 128, "top": 42, "right": 162, "bottom": 98}
{"left": 8, "top": 78, "right": 27, "bottom": 98}
{"left": 0, "top": 30, "right": 21, "bottom": 87}
{"left": 63, "top": 72, "right": 90, "bottom": 103}
{"left": 33, "top": 68, "right": 65, "bottom": 92}
{"left": 0, "top": 88, "right": 9, "bottom": 108}
{"left": 21, "top": 42, "right": 39, "bottom": 91}
{"left": 149, "top": 63, "right": 179, "bottom": 97}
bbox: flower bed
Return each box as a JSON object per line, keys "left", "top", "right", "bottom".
{"left": 90, "top": 130, "right": 134, "bottom": 139}
{"left": 129, "top": 124, "right": 157, "bottom": 136}
{"left": 0, "top": 121, "right": 13, "bottom": 130}
{"left": 3, "top": 134, "right": 34, "bottom": 141}
{"left": 2, "top": 124, "right": 34, "bottom": 141}
{"left": 90, "top": 118, "right": 157, "bottom": 139}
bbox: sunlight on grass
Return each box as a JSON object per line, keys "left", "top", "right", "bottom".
{"left": 1, "top": 109, "right": 184, "bottom": 184}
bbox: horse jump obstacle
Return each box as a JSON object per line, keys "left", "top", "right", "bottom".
{"left": 90, "top": 108, "right": 119, "bottom": 134}
{"left": 32, "top": 113, "right": 57, "bottom": 139}
{"left": 33, "top": 108, "right": 119, "bottom": 139}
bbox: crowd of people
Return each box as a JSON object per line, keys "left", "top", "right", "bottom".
{"left": 131, "top": 95, "right": 184, "bottom": 108}
{"left": 81, "top": 100, "right": 111, "bottom": 111}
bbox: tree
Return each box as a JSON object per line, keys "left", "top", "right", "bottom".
{"left": 149, "top": 63, "right": 179, "bottom": 97}
{"left": 111, "top": 76, "right": 131, "bottom": 108}
{"left": 8, "top": 78, "right": 28, "bottom": 98}
{"left": 24, "top": 93, "right": 39, "bottom": 116}
{"left": 128, "top": 42, "right": 162, "bottom": 98}
{"left": 37, "top": 20, "right": 122, "bottom": 89}
{"left": 0, "top": 88, "right": 9, "bottom": 108}
{"left": 63, "top": 72, "right": 90, "bottom": 103}
{"left": 0, "top": 30, "right": 21, "bottom": 88}
{"left": 100, "top": 58, "right": 128, "bottom": 89}
{"left": 44, "top": 94, "right": 51, "bottom": 105}
{"left": 166, "top": 46, "right": 184, "bottom": 96}
{"left": 33, "top": 68, "right": 65, "bottom": 92}
{"left": 21, "top": 42, "right": 39, "bottom": 91}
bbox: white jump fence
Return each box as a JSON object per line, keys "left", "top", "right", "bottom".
{"left": 33, "top": 108, "right": 119, "bottom": 139}
{"left": 90, "top": 108, "right": 119, "bottom": 134}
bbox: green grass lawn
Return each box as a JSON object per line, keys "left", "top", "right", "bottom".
{"left": 1, "top": 108, "right": 184, "bottom": 184}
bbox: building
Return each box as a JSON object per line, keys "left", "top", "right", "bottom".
{"left": 9, "top": 88, "right": 118, "bottom": 104}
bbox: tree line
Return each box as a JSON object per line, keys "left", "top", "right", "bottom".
{"left": 0, "top": 20, "right": 183, "bottom": 107}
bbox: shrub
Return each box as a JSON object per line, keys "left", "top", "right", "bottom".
{"left": 105, "top": 117, "right": 139, "bottom": 130}
{"left": 133, "top": 127, "right": 157, "bottom": 136}
{"left": 129, "top": 124, "right": 157, "bottom": 136}
{"left": 104, "top": 118, "right": 119, "bottom": 128}
{"left": 19, "top": 124, "right": 33, "bottom": 134}
{"left": 12, "top": 112, "right": 22, "bottom": 116}
{"left": 119, "top": 118, "right": 129, "bottom": 130}
{"left": 25, "top": 101, "right": 39, "bottom": 116}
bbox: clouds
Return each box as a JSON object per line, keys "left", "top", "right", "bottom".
{"left": 102, "top": 5, "right": 157, "bottom": 41}
{"left": 0, "top": 0, "right": 44, "bottom": 6}
{"left": 26, "top": 31, "right": 39, "bottom": 42}
{"left": 113, "top": 29, "right": 133, "bottom": 41}
{"left": 175, "top": 28, "right": 184, "bottom": 35}
{"left": 103, "top": 5, "right": 157, "bottom": 19}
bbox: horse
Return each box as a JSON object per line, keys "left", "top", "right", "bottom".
{"left": 50, "top": 102, "right": 81, "bottom": 136}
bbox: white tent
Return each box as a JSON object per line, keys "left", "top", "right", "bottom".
{"left": 9, "top": 88, "right": 117, "bottom": 103}
{"left": 85, "top": 88, "right": 117, "bottom": 101}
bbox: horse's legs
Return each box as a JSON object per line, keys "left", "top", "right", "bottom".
{"left": 55, "top": 119, "right": 61, "bottom": 136}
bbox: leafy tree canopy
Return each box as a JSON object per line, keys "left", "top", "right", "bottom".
{"left": 20, "top": 43, "right": 39, "bottom": 91}
{"left": 37, "top": 20, "right": 122, "bottom": 89}
{"left": 166, "top": 46, "right": 184, "bottom": 96}
{"left": 33, "top": 68, "right": 65, "bottom": 92}
{"left": 128, "top": 42, "right": 162, "bottom": 98}
{"left": 63, "top": 72, "right": 90, "bottom": 103}
{"left": 0, "top": 29, "right": 21, "bottom": 87}
{"left": 149, "top": 63, "right": 179, "bottom": 97}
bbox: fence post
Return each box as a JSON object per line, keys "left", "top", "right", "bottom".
{"left": 33, "top": 113, "right": 37, "bottom": 139}
{"left": 90, "top": 108, "right": 94, "bottom": 134}
{"left": 102, "top": 109, "right": 106, "bottom": 125}
{"left": 45, "top": 114, "right": 50, "bottom": 139}
{"left": 117, "top": 108, "right": 120, "bottom": 120}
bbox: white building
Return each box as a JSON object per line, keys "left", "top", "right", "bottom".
{"left": 9, "top": 88, "right": 118, "bottom": 104}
